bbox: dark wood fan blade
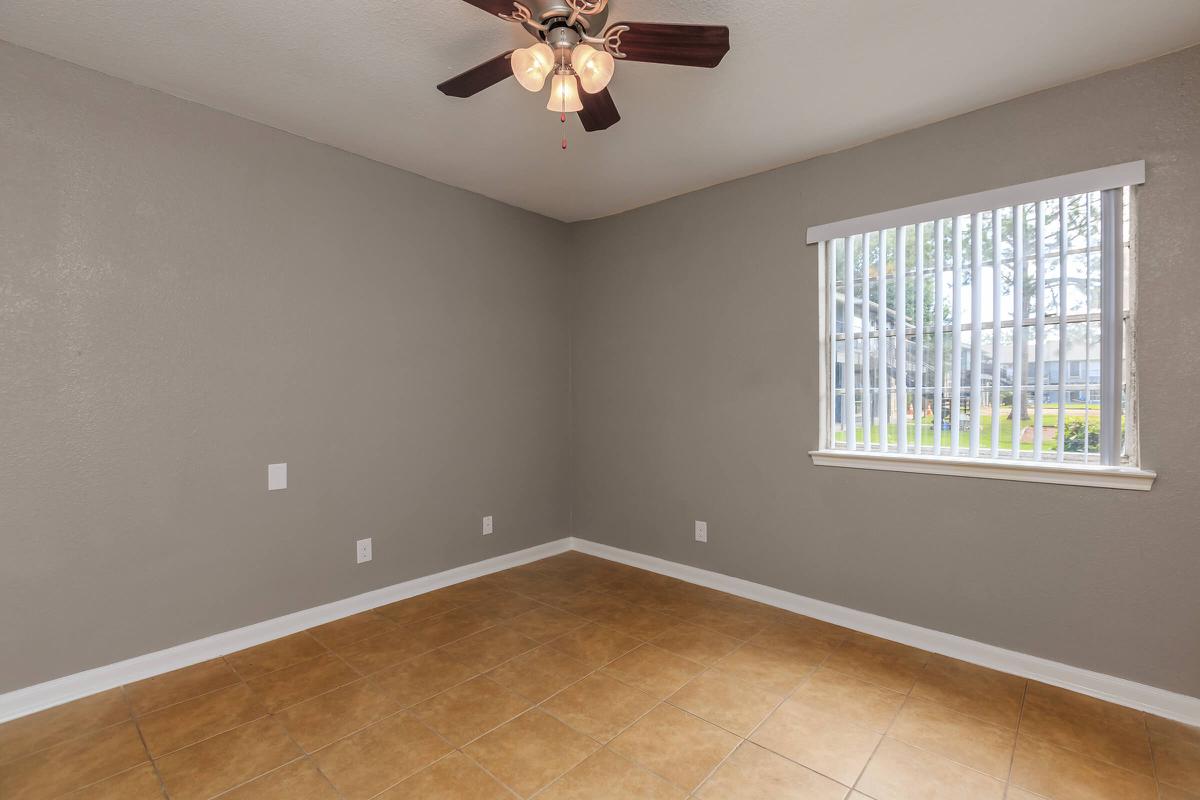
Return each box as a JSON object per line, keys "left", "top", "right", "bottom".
{"left": 458, "top": 0, "right": 517, "bottom": 18}
{"left": 606, "top": 22, "right": 730, "bottom": 68}
{"left": 578, "top": 87, "right": 620, "bottom": 132}
{"left": 437, "top": 52, "right": 514, "bottom": 98}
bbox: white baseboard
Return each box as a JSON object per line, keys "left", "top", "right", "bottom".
{"left": 0, "top": 538, "right": 571, "bottom": 724}
{"left": 6, "top": 535, "right": 1198, "bottom": 729}
{"left": 569, "top": 538, "right": 1200, "bottom": 727}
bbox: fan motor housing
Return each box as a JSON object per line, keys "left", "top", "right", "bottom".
{"left": 522, "top": 1, "right": 609, "bottom": 38}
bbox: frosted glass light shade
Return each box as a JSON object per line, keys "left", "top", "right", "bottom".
{"left": 546, "top": 73, "right": 583, "bottom": 112}
{"left": 511, "top": 43, "right": 555, "bottom": 92}
{"left": 571, "top": 44, "right": 615, "bottom": 94}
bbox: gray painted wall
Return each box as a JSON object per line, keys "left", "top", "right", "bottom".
{"left": 569, "top": 46, "right": 1200, "bottom": 697}
{"left": 0, "top": 42, "right": 571, "bottom": 692}
{"left": 3, "top": 36, "right": 1198, "bottom": 701}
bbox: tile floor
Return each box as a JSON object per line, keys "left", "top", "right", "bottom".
{"left": 1, "top": 551, "right": 1198, "bottom": 799}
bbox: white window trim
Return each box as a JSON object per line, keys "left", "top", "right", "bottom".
{"left": 811, "top": 162, "right": 1155, "bottom": 491}
{"left": 806, "top": 161, "right": 1145, "bottom": 243}
{"left": 809, "top": 450, "right": 1156, "bottom": 491}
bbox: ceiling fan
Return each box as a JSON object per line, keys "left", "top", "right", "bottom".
{"left": 437, "top": 0, "right": 730, "bottom": 146}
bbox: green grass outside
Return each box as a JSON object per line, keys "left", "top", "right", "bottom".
{"left": 833, "top": 407, "right": 1108, "bottom": 453}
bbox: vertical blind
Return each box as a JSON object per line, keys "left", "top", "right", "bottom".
{"left": 813, "top": 166, "right": 1140, "bottom": 468}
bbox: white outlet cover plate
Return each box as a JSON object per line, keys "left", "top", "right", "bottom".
{"left": 482, "top": 515, "right": 493, "bottom": 535}
{"left": 356, "top": 538, "right": 372, "bottom": 564}
{"left": 267, "top": 463, "right": 287, "bottom": 491}
{"left": 695, "top": 521, "right": 707, "bottom": 542}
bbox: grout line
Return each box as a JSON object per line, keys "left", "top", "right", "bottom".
{"left": 1006, "top": 680, "right": 1030, "bottom": 791}
{"left": 205, "top": 755, "right": 309, "bottom": 799}
{"left": 122, "top": 684, "right": 171, "bottom": 800}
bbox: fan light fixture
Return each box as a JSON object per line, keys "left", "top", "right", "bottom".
{"left": 511, "top": 43, "right": 555, "bottom": 92}
{"left": 546, "top": 73, "right": 583, "bottom": 112}
{"left": 571, "top": 44, "right": 614, "bottom": 94}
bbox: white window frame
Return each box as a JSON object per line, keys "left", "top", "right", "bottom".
{"left": 811, "top": 162, "right": 1155, "bottom": 490}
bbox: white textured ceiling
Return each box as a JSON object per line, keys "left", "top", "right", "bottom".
{"left": 2, "top": 1, "right": 1199, "bottom": 221}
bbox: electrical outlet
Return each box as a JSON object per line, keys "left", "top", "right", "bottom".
{"left": 267, "top": 463, "right": 287, "bottom": 491}
{"left": 482, "top": 515, "right": 493, "bottom": 536}
{"left": 695, "top": 520, "right": 707, "bottom": 543}
{"left": 356, "top": 538, "right": 372, "bottom": 564}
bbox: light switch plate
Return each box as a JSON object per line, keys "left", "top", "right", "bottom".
{"left": 357, "top": 538, "right": 372, "bottom": 564}
{"left": 268, "top": 463, "right": 287, "bottom": 491}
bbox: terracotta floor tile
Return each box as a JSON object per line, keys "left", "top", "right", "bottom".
{"left": 465, "top": 591, "right": 545, "bottom": 623}
{"left": 1004, "top": 788, "right": 1051, "bottom": 800}
{"left": 651, "top": 624, "right": 741, "bottom": 665}
{"left": 431, "top": 578, "right": 511, "bottom": 607}
{"left": 547, "top": 623, "right": 641, "bottom": 669}
{"left": 713, "top": 643, "right": 813, "bottom": 695}
{"left": 666, "top": 668, "right": 784, "bottom": 737}
{"left": 589, "top": 605, "right": 678, "bottom": 641}
{"left": 312, "top": 713, "right": 452, "bottom": 800}
{"left": 225, "top": 632, "right": 327, "bottom": 680}
{"left": 1023, "top": 682, "right": 1145, "bottom": 729}
{"left": 1020, "top": 688, "right": 1153, "bottom": 775}
{"left": 306, "top": 612, "right": 397, "bottom": 649}
{"left": 138, "top": 682, "right": 265, "bottom": 756}
{"left": 601, "top": 644, "right": 705, "bottom": 699}
{"left": 522, "top": 578, "right": 593, "bottom": 606}
{"left": 554, "top": 591, "right": 642, "bottom": 619}
{"left": 376, "top": 751, "right": 512, "bottom": 799}
{"left": 63, "top": 762, "right": 163, "bottom": 799}
{"left": 437, "top": 624, "right": 539, "bottom": 672}
{"left": 154, "top": 717, "right": 300, "bottom": 800}
{"left": 465, "top": 709, "right": 599, "bottom": 797}
{"left": 1009, "top": 734, "right": 1157, "bottom": 800}
{"left": 1152, "top": 728, "right": 1200, "bottom": 794}
{"left": 411, "top": 676, "right": 531, "bottom": 746}
{"left": 371, "top": 649, "right": 480, "bottom": 708}
{"left": 745, "top": 621, "right": 842, "bottom": 665}
{"left": 609, "top": 703, "right": 739, "bottom": 792}
{"left": 537, "top": 748, "right": 686, "bottom": 800}
{"left": 367, "top": 652, "right": 480, "bottom": 705}
{"left": 245, "top": 652, "right": 359, "bottom": 712}
{"left": 125, "top": 659, "right": 240, "bottom": 715}
{"left": 888, "top": 696, "right": 1016, "bottom": 778}
{"left": 680, "top": 603, "right": 771, "bottom": 640}
{"left": 276, "top": 678, "right": 398, "bottom": 751}
{"left": 857, "top": 736, "right": 1005, "bottom": 800}
{"left": 336, "top": 627, "right": 439, "bottom": 675}
{"left": 1149, "top": 717, "right": 1200, "bottom": 749}
{"left": 542, "top": 673, "right": 658, "bottom": 743}
{"left": 911, "top": 655, "right": 1026, "bottom": 729}
{"left": 374, "top": 593, "right": 462, "bottom": 625}
{"left": 1158, "top": 784, "right": 1200, "bottom": 800}
{"left": 0, "top": 721, "right": 147, "bottom": 800}
{"left": 822, "top": 635, "right": 929, "bottom": 694}
{"left": 404, "top": 606, "right": 497, "bottom": 649}
{"left": 0, "top": 688, "right": 129, "bottom": 764}
{"left": 487, "top": 644, "right": 592, "bottom": 703}
{"left": 749, "top": 700, "right": 880, "bottom": 786}
{"left": 506, "top": 605, "right": 589, "bottom": 642}
{"left": 218, "top": 758, "right": 339, "bottom": 799}
{"left": 695, "top": 741, "right": 849, "bottom": 800}
{"left": 790, "top": 668, "right": 906, "bottom": 734}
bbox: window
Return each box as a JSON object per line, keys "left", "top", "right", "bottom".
{"left": 810, "top": 163, "right": 1154, "bottom": 490}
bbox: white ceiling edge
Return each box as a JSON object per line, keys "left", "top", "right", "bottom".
{"left": 1, "top": 1, "right": 1199, "bottom": 222}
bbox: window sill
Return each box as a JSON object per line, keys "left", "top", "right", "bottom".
{"left": 809, "top": 450, "right": 1156, "bottom": 491}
